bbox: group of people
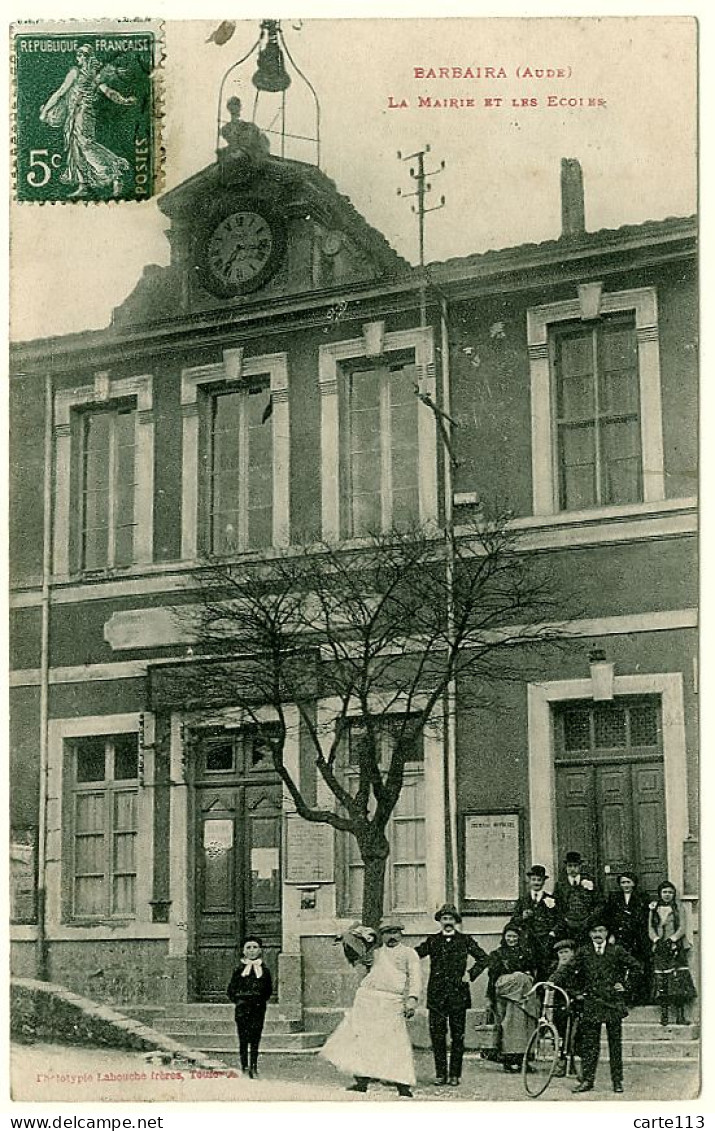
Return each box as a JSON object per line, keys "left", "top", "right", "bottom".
{"left": 225, "top": 854, "right": 695, "bottom": 1097}
{"left": 511, "top": 855, "right": 696, "bottom": 1026}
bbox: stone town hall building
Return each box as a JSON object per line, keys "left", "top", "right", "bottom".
{"left": 9, "top": 124, "right": 697, "bottom": 1033}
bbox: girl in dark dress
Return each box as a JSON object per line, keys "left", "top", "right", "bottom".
{"left": 487, "top": 923, "right": 538, "bottom": 1072}
{"left": 227, "top": 936, "right": 273, "bottom": 1076}
{"left": 648, "top": 881, "right": 696, "bottom": 1026}
{"left": 604, "top": 871, "right": 652, "bottom": 1004}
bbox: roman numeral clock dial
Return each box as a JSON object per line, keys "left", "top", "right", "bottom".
{"left": 198, "top": 205, "right": 286, "bottom": 297}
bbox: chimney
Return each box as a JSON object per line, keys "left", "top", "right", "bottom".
{"left": 561, "top": 157, "right": 585, "bottom": 239}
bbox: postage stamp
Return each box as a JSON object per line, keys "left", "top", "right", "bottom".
{"left": 11, "top": 21, "right": 162, "bottom": 202}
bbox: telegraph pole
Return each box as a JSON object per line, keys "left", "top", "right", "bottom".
{"left": 398, "top": 144, "right": 459, "bottom": 900}
{"left": 397, "top": 145, "right": 445, "bottom": 326}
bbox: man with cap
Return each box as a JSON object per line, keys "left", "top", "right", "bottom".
{"left": 321, "top": 917, "right": 421, "bottom": 1097}
{"left": 547, "top": 937, "right": 583, "bottom": 1077}
{"left": 572, "top": 913, "right": 642, "bottom": 1095}
{"left": 415, "top": 903, "right": 489, "bottom": 1087}
{"left": 512, "top": 865, "right": 560, "bottom": 981}
{"left": 553, "top": 851, "right": 599, "bottom": 947}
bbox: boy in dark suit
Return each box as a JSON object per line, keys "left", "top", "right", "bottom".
{"left": 572, "top": 915, "right": 642, "bottom": 1095}
{"left": 512, "top": 865, "right": 559, "bottom": 981}
{"left": 415, "top": 903, "right": 489, "bottom": 1087}
{"left": 227, "top": 936, "right": 273, "bottom": 1077}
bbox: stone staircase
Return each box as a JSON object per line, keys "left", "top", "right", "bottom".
{"left": 611, "top": 1006, "right": 699, "bottom": 1063}
{"left": 124, "top": 1003, "right": 698, "bottom": 1064}
{"left": 130, "top": 1004, "right": 325, "bottom": 1061}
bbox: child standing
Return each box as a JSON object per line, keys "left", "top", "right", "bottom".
{"left": 227, "top": 936, "right": 273, "bottom": 1077}
{"left": 649, "top": 881, "right": 697, "bottom": 1026}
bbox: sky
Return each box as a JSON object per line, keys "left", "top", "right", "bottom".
{"left": 9, "top": 15, "right": 697, "bottom": 341}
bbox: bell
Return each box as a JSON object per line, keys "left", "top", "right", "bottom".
{"left": 252, "top": 40, "right": 291, "bottom": 92}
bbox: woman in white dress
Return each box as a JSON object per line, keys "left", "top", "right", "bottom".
{"left": 321, "top": 918, "right": 421, "bottom": 1096}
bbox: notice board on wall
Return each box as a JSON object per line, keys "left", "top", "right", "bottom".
{"left": 284, "top": 813, "right": 335, "bottom": 884}
{"left": 464, "top": 812, "right": 521, "bottom": 903}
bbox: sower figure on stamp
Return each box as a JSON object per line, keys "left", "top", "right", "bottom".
{"left": 512, "top": 865, "right": 559, "bottom": 982}
{"left": 414, "top": 903, "right": 489, "bottom": 1087}
{"left": 321, "top": 918, "right": 421, "bottom": 1097}
{"left": 227, "top": 936, "right": 273, "bottom": 1078}
{"left": 572, "top": 914, "right": 642, "bottom": 1095}
{"left": 39, "top": 44, "right": 136, "bottom": 199}
{"left": 553, "top": 851, "right": 598, "bottom": 947}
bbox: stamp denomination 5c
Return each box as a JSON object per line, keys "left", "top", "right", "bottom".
{"left": 12, "top": 21, "right": 161, "bottom": 202}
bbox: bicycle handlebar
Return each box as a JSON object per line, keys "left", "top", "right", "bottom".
{"left": 527, "top": 980, "right": 573, "bottom": 1010}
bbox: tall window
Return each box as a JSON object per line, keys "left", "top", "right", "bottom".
{"left": 209, "top": 383, "right": 273, "bottom": 553}
{"left": 340, "top": 361, "right": 419, "bottom": 537}
{"left": 341, "top": 716, "right": 426, "bottom": 915}
{"left": 553, "top": 316, "right": 642, "bottom": 510}
{"left": 71, "top": 734, "right": 139, "bottom": 919}
{"left": 80, "top": 407, "right": 137, "bottom": 569}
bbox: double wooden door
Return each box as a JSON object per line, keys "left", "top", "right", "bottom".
{"left": 195, "top": 780, "right": 282, "bottom": 1000}
{"left": 555, "top": 758, "right": 666, "bottom": 897}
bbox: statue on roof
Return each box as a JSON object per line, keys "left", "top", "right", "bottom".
{"left": 218, "top": 97, "right": 271, "bottom": 171}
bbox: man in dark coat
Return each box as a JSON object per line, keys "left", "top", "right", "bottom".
{"left": 512, "top": 865, "right": 560, "bottom": 981}
{"left": 415, "top": 903, "right": 489, "bottom": 1087}
{"left": 553, "top": 851, "right": 599, "bottom": 947}
{"left": 572, "top": 915, "right": 642, "bottom": 1095}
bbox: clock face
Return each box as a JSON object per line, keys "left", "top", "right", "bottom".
{"left": 203, "top": 208, "right": 281, "bottom": 296}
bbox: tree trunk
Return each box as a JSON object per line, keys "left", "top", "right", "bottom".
{"left": 361, "top": 851, "right": 388, "bottom": 929}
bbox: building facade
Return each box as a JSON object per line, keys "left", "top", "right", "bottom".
{"left": 9, "top": 141, "right": 698, "bottom": 1021}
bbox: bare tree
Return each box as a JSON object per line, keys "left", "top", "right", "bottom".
{"left": 170, "top": 508, "right": 575, "bottom": 926}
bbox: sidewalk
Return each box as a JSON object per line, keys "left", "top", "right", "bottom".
{"left": 11, "top": 1043, "right": 699, "bottom": 1104}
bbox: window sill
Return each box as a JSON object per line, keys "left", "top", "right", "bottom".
{"left": 453, "top": 495, "right": 697, "bottom": 526}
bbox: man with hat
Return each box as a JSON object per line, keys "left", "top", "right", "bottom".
{"left": 414, "top": 903, "right": 489, "bottom": 1087}
{"left": 553, "top": 851, "right": 599, "bottom": 946}
{"left": 321, "top": 917, "right": 421, "bottom": 1097}
{"left": 547, "top": 937, "right": 583, "bottom": 1077}
{"left": 571, "top": 913, "right": 642, "bottom": 1095}
{"left": 512, "top": 865, "right": 560, "bottom": 981}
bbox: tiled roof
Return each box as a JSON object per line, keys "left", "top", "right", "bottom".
{"left": 427, "top": 214, "right": 696, "bottom": 279}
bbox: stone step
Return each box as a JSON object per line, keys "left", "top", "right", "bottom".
{"left": 162, "top": 1014, "right": 304, "bottom": 1035}
{"left": 618, "top": 1023, "right": 699, "bottom": 1040}
{"left": 178, "top": 1031, "right": 325, "bottom": 1053}
{"left": 162, "top": 1017, "right": 307, "bottom": 1037}
{"left": 605, "top": 1041, "right": 699, "bottom": 1060}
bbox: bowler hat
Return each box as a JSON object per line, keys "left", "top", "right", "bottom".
{"left": 553, "top": 938, "right": 575, "bottom": 952}
{"left": 527, "top": 865, "right": 548, "bottom": 879}
{"left": 378, "top": 917, "right": 405, "bottom": 933}
{"left": 587, "top": 913, "right": 608, "bottom": 932}
{"left": 434, "top": 903, "right": 462, "bottom": 924}
{"left": 565, "top": 852, "right": 582, "bottom": 865}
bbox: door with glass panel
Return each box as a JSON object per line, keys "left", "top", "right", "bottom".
{"left": 194, "top": 729, "right": 282, "bottom": 1000}
{"left": 554, "top": 698, "right": 667, "bottom": 897}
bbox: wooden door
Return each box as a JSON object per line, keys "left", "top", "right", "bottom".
{"left": 595, "top": 763, "right": 634, "bottom": 889}
{"left": 555, "top": 760, "right": 667, "bottom": 898}
{"left": 195, "top": 781, "right": 282, "bottom": 1001}
{"left": 242, "top": 784, "right": 282, "bottom": 986}
{"left": 631, "top": 762, "right": 667, "bottom": 895}
{"left": 555, "top": 763, "right": 597, "bottom": 866}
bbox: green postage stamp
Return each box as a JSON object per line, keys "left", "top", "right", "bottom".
{"left": 12, "top": 21, "right": 161, "bottom": 202}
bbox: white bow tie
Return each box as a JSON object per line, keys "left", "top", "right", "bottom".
{"left": 241, "top": 959, "right": 263, "bottom": 977}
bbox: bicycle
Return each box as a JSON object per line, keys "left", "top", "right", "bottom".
{"left": 522, "top": 981, "right": 580, "bottom": 1098}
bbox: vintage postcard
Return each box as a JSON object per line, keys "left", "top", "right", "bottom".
{"left": 7, "top": 11, "right": 701, "bottom": 1113}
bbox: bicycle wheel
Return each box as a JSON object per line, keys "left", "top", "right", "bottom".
{"left": 523, "top": 1019, "right": 560, "bottom": 1098}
